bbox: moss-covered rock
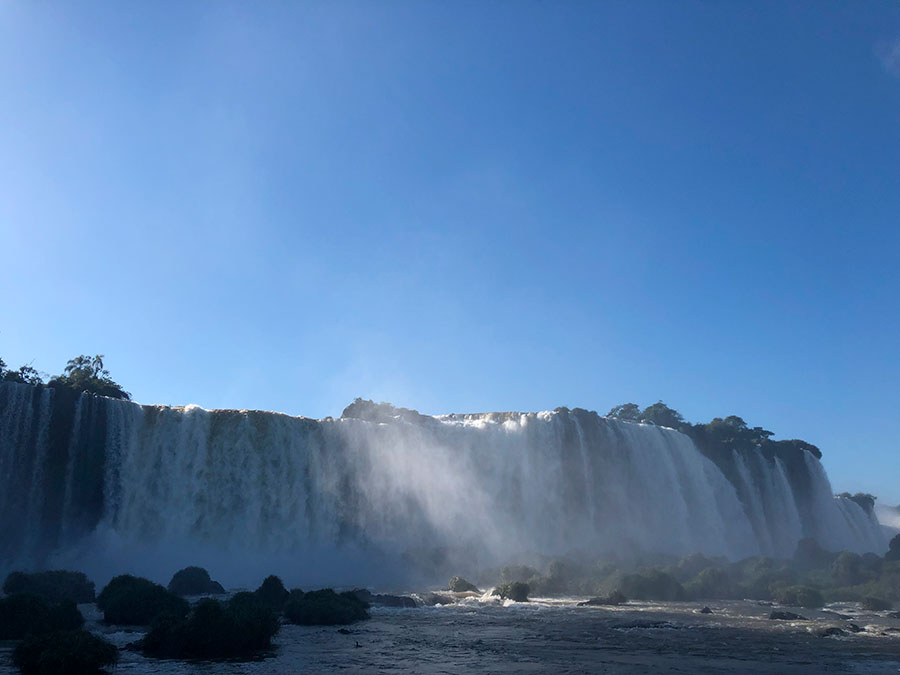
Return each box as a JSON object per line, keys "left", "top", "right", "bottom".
{"left": 97, "top": 575, "right": 188, "bottom": 625}
{"left": 167, "top": 567, "right": 225, "bottom": 596}
{"left": 493, "top": 582, "right": 529, "bottom": 602}
{"left": 3, "top": 571, "right": 95, "bottom": 604}
{"left": 0, "top": 594, "right": 83, "bottom": 639}
{"left": 13, "top": 630, "right": 118, "bottom": 675}
{"left": 141, "top": 593, "right": 279, "bottom": 658}
{"left": 284, "top": 589, "right": 370, "bottom": 625}
{"left": 448, "top": 576, "right": 479, "bottom": 593}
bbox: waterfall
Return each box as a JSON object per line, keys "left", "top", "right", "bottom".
{"left": 0, "top": 383, "right": 887, "bottom": 586}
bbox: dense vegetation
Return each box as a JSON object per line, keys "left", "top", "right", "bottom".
{"left": 477, "top": 536, "right": 900, "bottom": 609}
{"left": 141, "top": 593, "right": 280, "bottom": 659}
{"left": 0, "top": 594, "right": 84, "bottom": 640}
{"left": 13, "top": 630, "right": 118, "bottom": 675}
{"left": 3, "top": 571, "right": 95, "bottom": 604}
{"left": 0, "top": 354, "right": 129, "bottom": 400}
{"left": 96, "top": 575, "right": 188, "bottom": 625}
{"left": 167, "top": 566, "right": 225, "bottom": 596}
{"left": 608, "top": 400, "right": 823, "bottom": 459}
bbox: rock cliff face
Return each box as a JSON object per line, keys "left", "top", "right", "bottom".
{"left": 0, "top": 384, "right": 886, "bottom": 583}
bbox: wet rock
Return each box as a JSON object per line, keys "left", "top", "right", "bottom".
{"left": 699, "top": 606, "right": 713, "bottom": 614}
{"left": 845, "top": 623, "right": 862, "bottom": 633}
{"left": 820, "top": 626, "right": 845, "bottom": 637}
{"left": 349, "top": 589, "right": 416, "bottom": 608}
{"left": 821, "top": 610, "right": 852, "bottom": 620}
{"left": 769, "top": 611, "right": 807, "bottom": 621}
{"left": 337, "top": 628, "right": 353, "bottom": 634}
{"left": 578, "top": 591, "right": 627, "bottom": 607}
{"left": 421, "top": 593, "right": 454, "bottom": 606}
{"left": 448, "top": 576, "right": 479, "bottom": 593}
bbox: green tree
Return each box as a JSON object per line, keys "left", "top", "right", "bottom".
{"left": 0, "top": 358, "right": 45, "bottom": 385}
{"left": 607, "top": 403, "right": 641, "bottom": 421}
{"left": 49, "top": 354, "right": 130, "bottom": 400}
{"left": 639, "top": 401, "right": 685, "bottom": 429}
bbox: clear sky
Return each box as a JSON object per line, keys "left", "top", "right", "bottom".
{"left": 1, "top": 2, "right": 898, "bottom": 503}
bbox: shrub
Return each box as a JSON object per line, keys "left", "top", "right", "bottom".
{"left": 167, "top": 567, "right": 225, "bottom": 596}
{"left": 831, "top": 552, "right": 864, "bottom": 587}
{"left": 684, "top": 567, "right": 738, "bottom": 600}
{"left": 886, "top": 534, "right": 900, "bottom": 562}
{"left": 619, "top": 570, "right": 685, "bottom": 601}
{"left": 861, "top": 596, "right": 893, "bottom": 611}
{"left": 773, "top": 585, "right": 824, "bottom": 609}
{"left": 284, "top": 589, "right": 370, "bottom": 625}
{"left": 142, "top": 593, "right": 279, "bottom": 659}
{"left": 0, "top": 594, "right": 83, "bottom": 639}
{"left": 493, "top": 582, "right": 529, "bottom": 602}
{"left": 3, "top": 571, "right": 95, "bottom": 604}
{"left": 13, "top": 630, "right": 118, "bottom": 675}
{"left": 254, "top": 575, "right": 290, "bottom": 610}
{"left": 97, "top": 575, "right": 188, "bottom": 625}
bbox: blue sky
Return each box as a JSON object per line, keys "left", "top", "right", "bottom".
{"left": 1, "top": 2, "right": 898, "bottom": 503}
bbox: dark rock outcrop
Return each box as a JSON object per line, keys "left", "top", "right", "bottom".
{"left": 448, "top": 576, "right": 479, "bottom": 593}
{"left": 577, "top": 590, "right": 627, "bottom": 606}
{"left": 769, "top": 611, "right": 807, "bottom": 621}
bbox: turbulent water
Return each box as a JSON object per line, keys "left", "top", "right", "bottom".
{"left": 0, "top": 383, "right": 886, "bottom": 587}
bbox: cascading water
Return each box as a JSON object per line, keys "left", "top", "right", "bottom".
{"left": 0, "top": 382, "right": 887, "bottom": 587}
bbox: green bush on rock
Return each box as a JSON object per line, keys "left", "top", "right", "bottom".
{"left": 773, "top": 585, "right": 824, "bottom": 609}
{"left": 861, "top": 596, "right": 893, "bottom": 611}
{"left": 3, "top": 571, "right": 95, "bottom": 604}
{"left": 141, "top": 593, "right": 279, "bottom": 658}
{"left": 97, "top": 575, "right": 188, "bottom": 625}
{"left": 0, "top": 594, "right": 83, "bottom": 639}
{"left": 619, "top": 570, "right": 685, "bottom": 601}
{"left": 167, "top": 567, "right": 225, "bottom": 596}
{"left": 493, "top": 582, "right": 529, "bottom": 602}
{"left": 13, "top": 630, "right": 118, "bottom": 675}
{"left": 684, "top": 567, "right": 739, "bottom": 600}
{"left": 254, "top": 575, "right": 290, "bottom": 610}
{"left": 284, "top": 589, "right": 370, "bottom": 625}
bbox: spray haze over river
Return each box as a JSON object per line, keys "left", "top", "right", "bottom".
{"left": 0, "top": 382, "right": 887, "bottom": 589}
